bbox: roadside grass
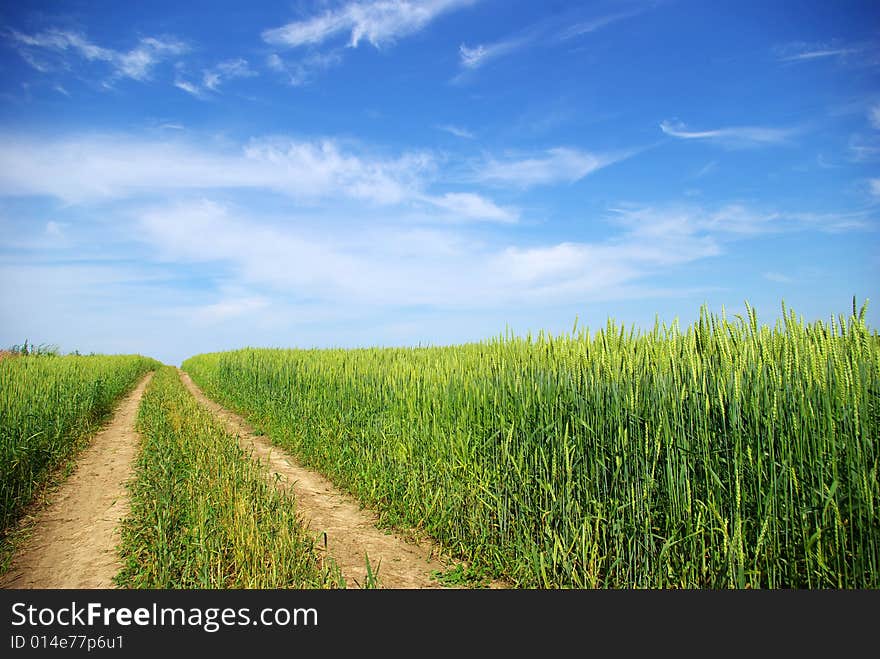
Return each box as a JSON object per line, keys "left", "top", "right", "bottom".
{"left": 0, "top": 353, "right": 159, "bottom": 562}
{"left": 115, "top": 367, "right": 343, "bottom": 589}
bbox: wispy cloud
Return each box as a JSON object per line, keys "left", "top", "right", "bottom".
{"left": 175, "top": 58, "right": 257, "bottom": 98}
{"left": 848, "top": 134, "right": 880, "bottom": 162}
{"left": 557, "top": 9, "right": 643, "bottom": 41}
{"left": 174, "top": 79, "right": 205, "bottom": 98}
{"left": 0, "top": 133, "right": 437, "bottom": 205}
{"left": 129, "top": 199, "right": 716, "bottom": 310}
{"left": 115, "top": 37, "right": 188, "bottom": 80}
{"left": 660, "top": 120, "right": 797, "bottom": 148}
{"left": 870, "top": 179, "right": 880, "bottom": 198}
{"left": 609, "top": 203, "right": 871, "bottom": 237}
{"left": 7, "top": 28, "right": 115, "bottom": 61}
{"left": 779, "top": 48, "right": 858, "bottom": 62}
{"left": 262, "top": 0, "right": 475, "bottom": 49}
{"left": 436, "top": 124, "right": 474, "bottom": 139}
{"left": 473, "top": 147, "right": 623, "bottom": 188}
{"left": 137, "top": 199, "right": 864, "bottom": 317}
{"left": 6, "top": 28, "right": 187, "bottom": 83}
{"left": 266, "top": 51, "right": 344, "bottom": 86}
{"left": 453, "top": 5, "right": 649, "bottom": 82}
{"left": 423, "top": 192, "right": 516, "bottom": 222}
{"left": 4, "top": 195, "right": 869, "bottom": 364}
{"left": 870, "top": 103, "right": 880, "bottom": 130}
{"left": 458, "top": 37, "right": 528, "bottom": 70}
{"left": 694, "top": 160, "right": 718, "bottom": 178}
{"left": 776, "top": 41, "right": 863, "bottom": 63}
{"left": 203, "top": 58, "right": 256, "bottom": 91}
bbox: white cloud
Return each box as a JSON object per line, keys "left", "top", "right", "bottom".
{"left": 0, "top": 133, "right": 446, "bottom": 206}
{"left": 138, "top": 200, "right": 393, "bottom": 302}
{"left": 133, "top": 199, "right": 626, "bottom": 307}
{"left": 870, "top": 104, "right": 880, "bottom": 130}
{"left": 174, "top": 79, "right": 205, "bottom": 98}
{"left": 267, "top": 51, "right": 344, "bottom": 86}
{"left": 870, "top": 179, "right": 880, "bottom": 197}
{"left": 848, "top": 134, "right": 880, "bottom": 162}
{"left": 694, "top": 160, "right": 718, "bottom": 178}
{"left": 609, "top": 203, "right": 870, "bottom": 238}
{"left": 458, "top": 37, "right": 526, "bottom": 69}
{"left": 455, "top": 7, "right": 645, "bottom": 80}
{"left": 780, "top": 48, "right": 857, "bottom": 62}
{"left": 660, "top": 120, "right": 796, "bottom": 147}
{"left": 262, "top": 0, "right": 475, "bottom": 49}
{"left": 557, "top": 10, "right": 641, "bottom": 40}
{"left": 18, "top": 50, "right": 53, "bottom": 73}
{"left": 176, "top": 58, "right": 257, "bottom": 98}
{"left": 436, "top": 124, "right": 474, "bottom": 139}
{"left": 474, "top": 147, "right": 619, "bottom": 187}
{"left": 424, "top": 192, "right": 516, "bottom": 222}
{"left": 267, "top": 54, "right": 285, "bottom": 71}
{"left": 7, "top": 28, "right": 187, "bottom": 82}
{"left": 4, "top": 194, "right": 869, "bottom": 365}
{"left": 135, "top": 198, "right": 858, "bottom": 312}
{"left": 776, "top": 42, "right": 861, "bottom": 63}
{"left": 764, "top": 272, "right": 793, "bottom": 283}
{"left": 0, "top": 132, "right": 530, "bottom": 225}
{"left": 115, "top": 37, "right": 187, "bottom": 80}
{"left": 203, "top": 58, "right": 256, "bottom": 91}
{"left": 7, "top": 29, "right": 115, "bottom": 61}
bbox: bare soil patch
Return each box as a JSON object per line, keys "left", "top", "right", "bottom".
{"left": 0, "top": 373, "right": 153, "bottom": 589}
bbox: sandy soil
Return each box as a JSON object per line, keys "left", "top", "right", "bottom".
{"left": 0, "top": 373, "right": 153, "bottom": 589}
{"left": 178, "top": 369, "right": 466, "bottom": 589}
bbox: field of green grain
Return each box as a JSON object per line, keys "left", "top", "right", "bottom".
{"left": 183, "top": 303, "right": 880, "bottom": 588}
{"left": 0, "top": 353, "right": 159, "bottom": 540}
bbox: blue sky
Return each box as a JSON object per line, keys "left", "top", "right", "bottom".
{"left": 0, "top": 0, "right": 877, "bottom": 365}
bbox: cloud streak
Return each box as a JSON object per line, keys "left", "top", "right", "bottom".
{"left": 776, "top": 42, "right": 863, "bottom": 63}
{"left": 557, "top": 9, "right": 643, "bottom": 41}
{"left": 262, "top": 0, "right": 475, "bottom": 49}
{"left": 6, "top": 28, "right": 187, "bottom": 82}
{"left": 176, "top": 58, "right": 257, "bottom": 97}
{"left": 455, "top": 6, "right": 646, "bottom": 81}
{"left": 266, "top": 51, "right": 344, "bottom": 86}
{"left": 436, "top": 124, "right": 474, "bottom": 139}
{"left": 0, "top": 133, "right": 437, "bottom": 205}
{"left": 473, "top": 147, "right": 623, "bottom": 187}
{"left": 660, "top": 120, "right": 797, "bottom": 148}
{"left": 780, "top": 48, "right": 858, "bottom": 62}
{"left": 870, "top": 104, "right": 880, "bottom": 130}
{"left": 0, "top": 132, "right": 521, "bottom": 224}
{"left": 423, "top": 192, "right": 517, "bottom": 222}
{"left": 458, "top": 37, "right": 528, "bottom": 70}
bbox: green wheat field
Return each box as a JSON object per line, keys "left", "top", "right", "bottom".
{"left": 2, "top": 301, "right": 878, "bottom": 588}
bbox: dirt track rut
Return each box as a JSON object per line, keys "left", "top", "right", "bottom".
{"left": 178, "top": 369, "right": 459, "bottom": 589}
{"left": 0, "top": 373, "right": 153, "bottom": 589}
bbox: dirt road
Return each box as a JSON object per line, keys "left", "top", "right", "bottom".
{"left": 178, "top": 370, "right": 463, "bottom": 589}
{"left": 0, "top": 373, "right": 153, "bottom": 589}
